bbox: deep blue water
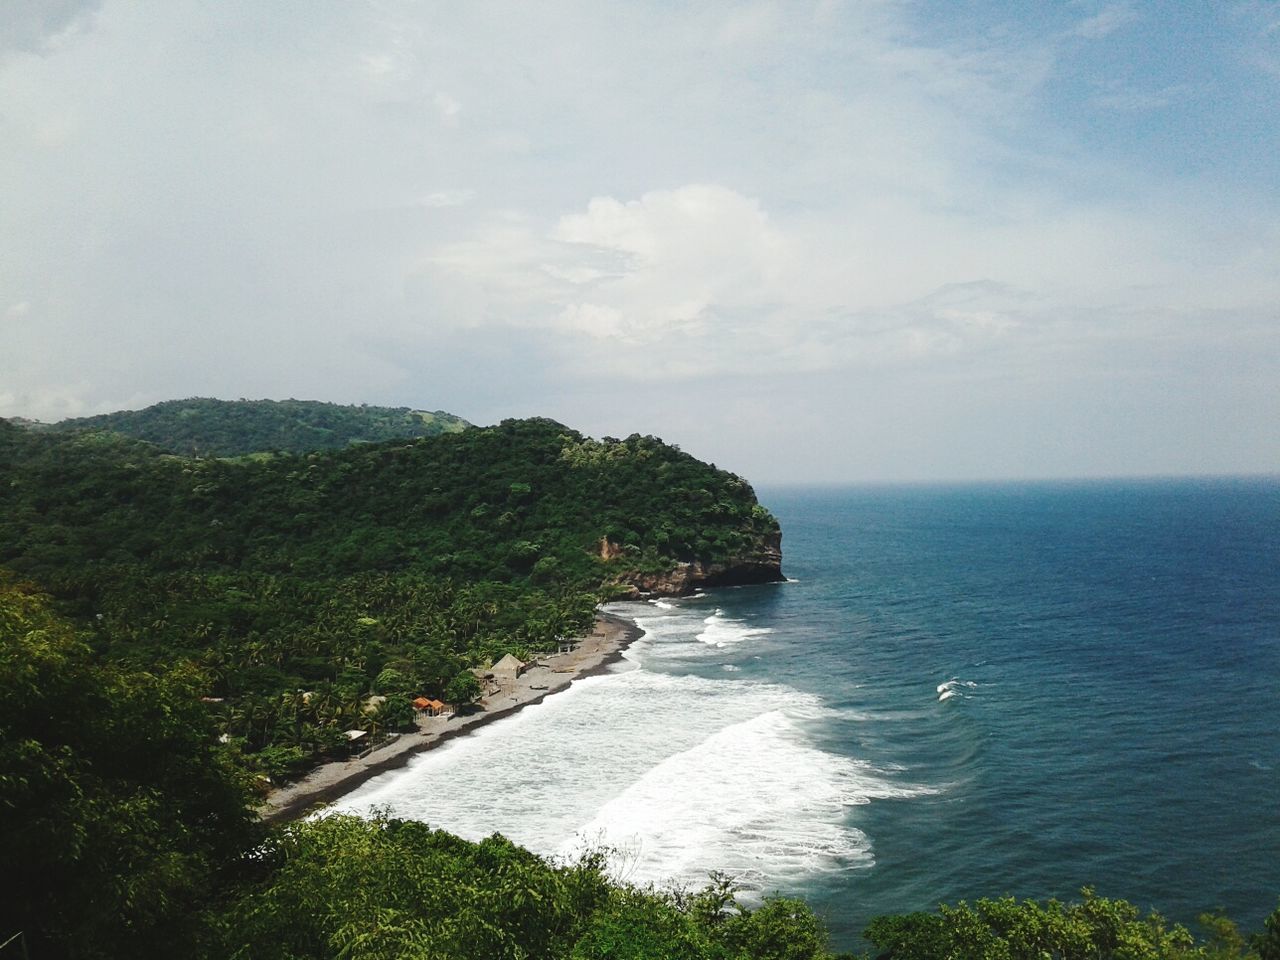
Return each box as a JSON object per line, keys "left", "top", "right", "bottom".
{"left": 339, "top": 477, "right": 1280, "bottom": 951}
{"left": 747, "top": 478, "right": 1280, "bottom": 944}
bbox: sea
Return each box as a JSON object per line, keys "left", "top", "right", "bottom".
{"left": 330, "top": 478, "right": 1280, "bottom": 949}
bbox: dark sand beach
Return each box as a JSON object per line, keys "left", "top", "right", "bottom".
{"left": 258, "top": 611, "right": 642, "bottom": 823}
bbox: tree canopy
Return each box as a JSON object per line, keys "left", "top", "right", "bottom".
{"left": 864, "top": 891, "right": 1280, "bottom": 960}
{"left": 0, "top": 415, "right": 780, "bottom": 777}
{"left": 33, "top": 397, "right": 469, "bottom": 456}
{"left": 0, "top": 573, "right": 259, "bottom": 959}
{"left": 213, "top": 813, "right": 842, "bottom": 960}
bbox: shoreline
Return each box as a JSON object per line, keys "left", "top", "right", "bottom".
{"left": 257, "top": 610, "right": 644, "bottom": 824}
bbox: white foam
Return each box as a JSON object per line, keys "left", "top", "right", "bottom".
{"left": 696, "top": 610, "right": 773, "bottom": 648}
{"left": 327, "top": 598, "right": 930, "bottom": 895}
{"left": 936, "top": 678, "right": 975, "bottom": 692}
{"left": 560, "top": 710, "right": 919, "bottom": 891}
{"left": 937, "top": 677, "right": 977, "bottom": 702}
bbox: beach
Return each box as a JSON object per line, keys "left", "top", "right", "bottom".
{"left": 258, "top": 611, "right": 643, "bottom": 823}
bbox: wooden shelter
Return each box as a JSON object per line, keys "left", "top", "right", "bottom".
{"left": 412, "top": 696, "right": 446, "bottom": 717}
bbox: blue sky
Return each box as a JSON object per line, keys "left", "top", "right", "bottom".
{"left": 2, "top": 1, "right": 1277, "bottom": 482}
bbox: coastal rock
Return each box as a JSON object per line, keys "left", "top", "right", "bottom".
{"left": 598, "top": 536, "right": 628, "bottom": 562}
{"left": 606, "top": 531, "right": 784, "bottom": 598}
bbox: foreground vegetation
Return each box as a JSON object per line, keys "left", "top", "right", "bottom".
{"left": 2, "top": 403, "right": 1275, "bottom": 958}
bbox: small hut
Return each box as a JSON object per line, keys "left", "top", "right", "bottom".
{"left": 470, "top": 666, "right": 501, "bottom": 697}
{"left": 490, "top": 653, "right": 526, "bottom": 687}
{"left": 412, "top": 696, "right": 446, "bottom": 717}
{"left": 343, "top": 729, "right": 368, "bottom": 753}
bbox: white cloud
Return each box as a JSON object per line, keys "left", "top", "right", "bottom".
{"left": 555, "top": 302, "right": 626, "bottom": 339}
{"left": 420, "top": 175, "right": 1279, "bottom": 393}
{"left": 0, "top": 380, "right": 150, "bottom": 423}
{"left": 540, "top": 264, "right": 615, "bottom": 285}
{"left": 428, "top": 185, "right": 794, "bottom": 351}
{"left": 1092, "top": 86, "right": 1181, "bottom": 111}
{"left": 360, "top": 53, "right": 396, "bottom": 77}
{"left": 0, "top": 0, "right": 102, "bottom": 56}
{"left": 1072, "top": 4, "right": 1139, "bottom": 40}
{"left": 713, "top": 2, "right": 783, "bottom": 48}
{"left": 1, "top": 0, "right": 1277, "bottom": 477}
{"left": 421, "top": 189, "right": 475, "bottom": 208}
{"left": 433, "top": 92, "right": 462, "bottom": 126}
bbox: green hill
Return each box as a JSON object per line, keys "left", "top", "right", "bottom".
{"left": 40, "top": 397, "right": 469, "bottom": 456}
{"left": 0, "top": 415, "right": 782, "bottom": 775}
{"left": 0, "top": 416, "right": 779, "bottom": 587}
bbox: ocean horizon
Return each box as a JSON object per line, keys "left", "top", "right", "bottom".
{"left": 331, "top": 476, "right": 1280, "bottom": 949}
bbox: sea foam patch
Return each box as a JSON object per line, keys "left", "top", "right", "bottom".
{"left": 696, "top": 609, "right": 773, "bottom": 647}
{"left": 328, "top": 599, "right": 921, "bottom": 895}
{"left": 936, "top": 678, "right": 978, "bottom": 702}
{"left": 561, "top": 709, "right": 925, "bottom": 892}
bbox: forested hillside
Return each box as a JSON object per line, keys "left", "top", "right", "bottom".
{"left": 0, "top": 416, "right": 780, "bottom": 777}
{"left": 36, "top": 397, "right": 469, "bottom": 456}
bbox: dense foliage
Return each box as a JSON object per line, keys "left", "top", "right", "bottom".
{"left": 0, "top": 416, "right": 775, "bottom": 583}
{"left": 864, "top": 891, "right": 1280, "bottom": 960}
{"left": 37, "top": 397, "right": 469, "bottom": 456}
{"left": 0, "top": 575, "right": 259, "bottom": 959}
{"left": 0, "top": 415, "right": 779, "bottom": 775}
{"left": 214, "top": 814, "right": 841, "bottom": 960}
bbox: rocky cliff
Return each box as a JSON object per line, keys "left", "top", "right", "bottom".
{"left": 604, "top": 531, "right": 785, "bottom": 597}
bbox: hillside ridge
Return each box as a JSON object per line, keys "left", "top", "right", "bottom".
{"left": 31, "top": 396, "right": 470, "bottom": 456}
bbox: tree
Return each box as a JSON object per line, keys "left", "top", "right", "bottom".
{"left": 215, "top": 815, "right": 604, "bottom": 960}
{"left": 570, "top": 889, "right": 710, "bottom": 960}
{"left": 1255, "top": 904, "right": 1280, "bottom": 960}
{"left": 445, "top": 669, "right": 482, "bottom": 708}
{"left": 719, "top": 896, "right": 830, "bottom": 960}
{"left": 862, "top": 890, "right": 1263, "bottom": 960}
{"left": 377, "top": 693, "right": 415, "bottom": 732}
{"left": 0, "top": 573, "right": 259, "bottom": 959}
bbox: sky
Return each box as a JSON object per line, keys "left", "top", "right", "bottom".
{"left": 2, "top": 0, "right": 1278, "bottom": 483}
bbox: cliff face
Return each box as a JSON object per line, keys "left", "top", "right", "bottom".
{"left": 605, "top": 531, "right": 784, "bottom": 598}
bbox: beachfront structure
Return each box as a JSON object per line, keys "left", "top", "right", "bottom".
{"left": 490, "top": 654, "right": 526, "bottom": 686}
{"left": 412, "top": 697, "right": 446, "bottom": 717}
{"left": 470, "top": 666, "right": 501, "bottom": 698}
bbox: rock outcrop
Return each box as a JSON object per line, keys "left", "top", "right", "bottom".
{"left": 605, "top": 531, "right": 784, "bottom": 598}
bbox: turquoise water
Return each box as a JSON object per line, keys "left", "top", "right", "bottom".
{"left": 336, "top": 478, "right": 1280, "bottom": 949}
{"left": 750, "top": 479, "right": 1280, "bottom": 943}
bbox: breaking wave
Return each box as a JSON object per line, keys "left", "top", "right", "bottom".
{"left": 328, "top": 599, "right": 923, "bottom": 894}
